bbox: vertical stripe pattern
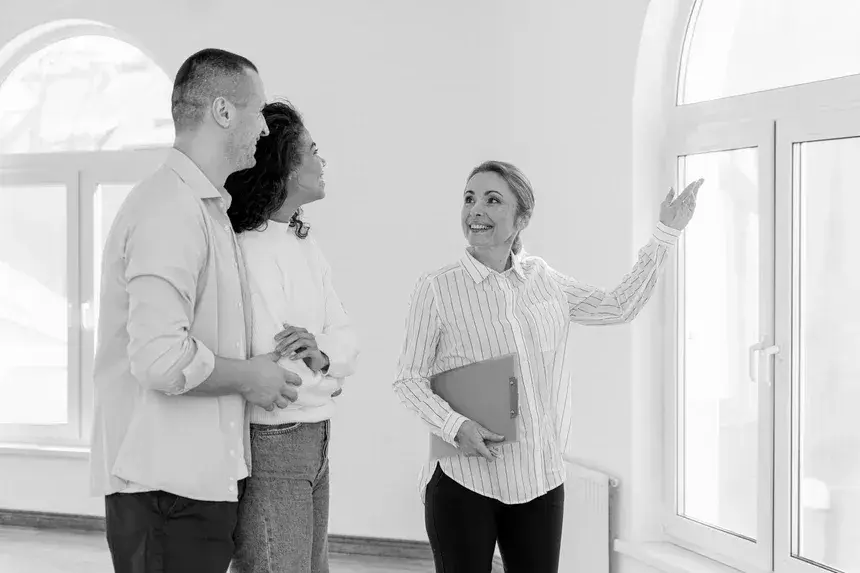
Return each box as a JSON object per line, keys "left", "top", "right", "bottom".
{"left": 394, "top": 223, "right": 681, "bottom": 504}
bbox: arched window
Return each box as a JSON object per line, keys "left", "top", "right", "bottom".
{"left": 680, "top": 0, "right": 860, "bottom": 104}
{"left": 0, "top": 25, "right": 170, "bottom": 445}
{"left": 0, "top": 35, "right": 173, "bottom": 153}
{"left": 659, "top": 2, "right": 860, "bottom": 573}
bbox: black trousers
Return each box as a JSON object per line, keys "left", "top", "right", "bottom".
{"left": 425, "top": 464, "right": 564, "bottom": 573}
{"left": 104, "top": 481, "right": 245, "bottom": 573}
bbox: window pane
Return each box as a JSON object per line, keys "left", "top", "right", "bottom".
{"left": 682, "top": 0, "right": 860, "bottom": 104}
{"left": 679, "top": 148, "right": 759, "bottom": 540}
{"left": 93, "top": 183, "right": 132, "bottom": 348}
{"left": 793, "top": 137, "right": 860, "bottom": 572}
{"left": 0, "top": 35, "right": 174, "bottom": 154}
{"left": 0, "top": 183, "right": 68, "bottom": 424}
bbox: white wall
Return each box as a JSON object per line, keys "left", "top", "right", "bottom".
{"left": 0, "top": 0, "right": 669, "bottom": 553}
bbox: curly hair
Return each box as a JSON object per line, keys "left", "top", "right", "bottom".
{"left": 225, "top": 99, "right": 311, "bottom": 238}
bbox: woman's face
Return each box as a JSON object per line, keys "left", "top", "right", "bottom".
{"left": 461, "top": 171, "right": 523, "bottom": 250}
{"left": 287, "top": 129, "right": 327, "bottom": 203}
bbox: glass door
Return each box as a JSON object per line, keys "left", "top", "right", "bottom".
{"left": 665, "top": 121, "right": 776, "bottom": 572}
{"left": 776, "top": 109, "right": 860, "bottom": 573}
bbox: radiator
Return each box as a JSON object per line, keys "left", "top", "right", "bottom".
{"left": 558, "top": 456, "right": 617, "bottom": 573}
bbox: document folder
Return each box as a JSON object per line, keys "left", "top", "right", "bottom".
{"left": 428, "top": 353, "right": 519, "bottom": 459}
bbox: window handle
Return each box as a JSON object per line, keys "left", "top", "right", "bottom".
{"left": 749, "top": 338, "right": 779, "bottom": 385}
{"left": 81, "top": 301, "right": 95, "bottom": 331}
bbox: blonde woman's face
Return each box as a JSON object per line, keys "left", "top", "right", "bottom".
{"left": 461, "top": 171, "right": 522, "bottom": 250}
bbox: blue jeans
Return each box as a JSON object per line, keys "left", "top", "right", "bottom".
{"left": 231, "top": 421, "right": 331, "bottom": 573}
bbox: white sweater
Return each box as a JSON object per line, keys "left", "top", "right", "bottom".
{"left": 238, "top": 220, "right": 358, "bottom": 424}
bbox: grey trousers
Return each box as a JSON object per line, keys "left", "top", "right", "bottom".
{"left": 231, "top": 421, "right": 331, "bottom": 573}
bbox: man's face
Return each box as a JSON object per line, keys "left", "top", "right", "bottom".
{"left": 226, "top": 69, "right": 269, "bottom": 171}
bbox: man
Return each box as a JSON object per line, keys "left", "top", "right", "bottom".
{"left": 89, "top": 48, "right": 300, "bottom": 573}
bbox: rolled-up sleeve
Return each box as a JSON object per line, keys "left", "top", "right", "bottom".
{"left": 123, "top": 201, "right": 215, "bottom": 394}
{"left": 393, "top": 274, "right": 467, "bottom": 445}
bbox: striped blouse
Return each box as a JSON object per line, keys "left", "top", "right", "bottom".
{"left": 394, "top": 222, "right": 681, "bottom": 504}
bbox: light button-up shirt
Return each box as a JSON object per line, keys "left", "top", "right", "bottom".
{"left": 90, "top": 148, "right": 252, "bottom": 502}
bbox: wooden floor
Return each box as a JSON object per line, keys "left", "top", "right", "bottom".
{"left": 0, "top": 526, "right": 435, "bottom": 573}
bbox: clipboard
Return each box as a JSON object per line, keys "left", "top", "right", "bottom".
{"left": 428, "top": 353, "right": 519, "bottom": 459}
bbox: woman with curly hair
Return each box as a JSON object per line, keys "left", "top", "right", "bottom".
{"left": 225, "top": 100, "right": 359, "bottom": 573}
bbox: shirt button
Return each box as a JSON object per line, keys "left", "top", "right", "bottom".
{"left": 224, "top": 224, "right": 230, "bottom": 232}
{"left": 228, "top": 484, "right": 236, "bottom": 493}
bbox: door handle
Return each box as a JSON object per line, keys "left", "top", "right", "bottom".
{"left": 81, "top": 301, "right": 95, "bottom": 331}
{"left": 749, "top": 338, "right": 779, "bottom": 385}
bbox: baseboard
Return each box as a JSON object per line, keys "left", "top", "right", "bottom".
{"left": 0, "top": 509, "right": 105, "bottom": 532}
{"left": 0, "top": 509, "right": 504, "bottom": 570}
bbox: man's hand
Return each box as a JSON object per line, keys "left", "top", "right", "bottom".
{"left": 660, "top": 178, "right": 704, "bottom": 231}
{"left": 274, "top": 324, "right": 329, "bottom": 373}
{"left": 242, "top": 353, "right": 303, "bottom": 411}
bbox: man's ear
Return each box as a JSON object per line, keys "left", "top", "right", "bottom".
{"left": 211, "top": 96, "right": 233, "bottom": 128}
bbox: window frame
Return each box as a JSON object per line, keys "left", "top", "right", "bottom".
{"left": 662, "top": 119, "right": 777, "bottom": 573}
{"left": 0, "top": 148, "right": 167, "bottom": 448}
{"left": 0, "top": 21, "right": 172, "bottom": 449}
{"left": 772, "top": 107, "right": 860, "bottom": 573}
{"left": 0, "top": 165, "right": 82, "bottom": 445}
{"left": 662, "top": 2, "right": 860, "bottom": 572}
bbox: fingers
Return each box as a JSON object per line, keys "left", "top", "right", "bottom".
{"left": 476, "top": 425, "right": 505, "bottom": 442}
{"left": 677, "top": 178, "right": 704, "bottom": 202}
{"left": 275, "top": 332, "right": 306, "bottom": 350}
{"left": 279, "top": 385, "right": 299, "bottom": 402}
{"left": 693, "top": 178, "right": 704, "bottom": 196}
{"left": 275, "top": 325, "right": 307, "bottom": 341}
{"left": 265, "top": 351, "right": 281, "bottom": 362}
{"left": 282, "top": 371, "right": 303, "bottom": 387}
{"left": 291, "top": 348, "right": 312, "bottom": 361}
{"left": 275, "top": 334, "right": 316, "bottom": 357}
{"left": 274, "top": 395, "right": 292, "bottom": 409}
{"left": 476, "top": 442, "right": 496, "bottom": 462}
{"left": 664, "top": 188, "right": 675, "bottom": 203}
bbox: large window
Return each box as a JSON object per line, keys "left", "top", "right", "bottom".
{"left": 667, "top": 2, "right": 860, "bottom": 573}
{"left": 0, "top": 28, "right": 170, "bottom": 446}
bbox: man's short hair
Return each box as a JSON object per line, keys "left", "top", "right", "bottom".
{"left": 171, "top": 48, "right": 258, "bottom": 132}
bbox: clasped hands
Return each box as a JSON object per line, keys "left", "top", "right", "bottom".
{"left": 243, "top": 323, "right": 339, "bottom": 412}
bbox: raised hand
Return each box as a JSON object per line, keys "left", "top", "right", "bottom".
{"left": 660, "top": 178, "right": 704, "bottom": 231}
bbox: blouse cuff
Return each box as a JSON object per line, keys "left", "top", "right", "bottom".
{"left": 653, "top": 221, "right": 682, "bottom": 246}
{"left": 441, "top": 411, "right": 469, "bottom": 446}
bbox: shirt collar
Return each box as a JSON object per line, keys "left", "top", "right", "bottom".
{"left": 459, "top": 248, "right": 525, "bottom": 283}
{"left": 165, "top": 148, "right": 232, "bottom": 209}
